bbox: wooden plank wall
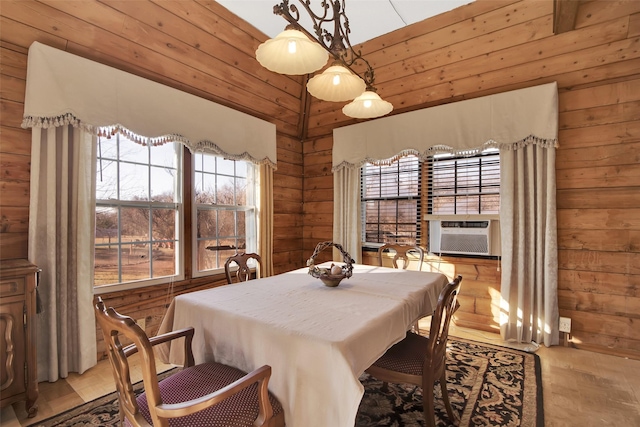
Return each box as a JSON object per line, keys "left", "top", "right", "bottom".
{"left": 0, "top": 0, "right": 305, "bottom": 351}
{"left": 1, "top": 0, "right": 639, "bottom": 360}
{"left": 303, "top": 0, "right": 640, "bottom": 358}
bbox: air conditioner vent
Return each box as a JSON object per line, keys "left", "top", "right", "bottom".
{"left": 441, "top": 233, "right": 488, "bottom": 254}
{"left": 429, "top": 220, "right": 501, "bottom": 256}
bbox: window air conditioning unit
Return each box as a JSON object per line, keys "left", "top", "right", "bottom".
{"left": 429, "top": 220, "right": 501, "bottom": 256}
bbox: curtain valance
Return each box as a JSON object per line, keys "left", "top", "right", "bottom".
{"left": 332, "top": 82, "right": 558, "bottom": 170}
{"left": 21, "top": 42, "right": 277, "bottom": 168}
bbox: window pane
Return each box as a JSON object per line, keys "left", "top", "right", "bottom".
{"left": 150, "top": 166, "right": 176, "bottom": 200}
{"left": 197, "top": 210, "right": 217, "bottom": 238}
{"left": 195, "top": 172, "right": 216, "bottom": 204}
{"left": 121, "top": 207, "right": 149, "bottom": 243}
{"left": 197, "top": 239, "right": 218, "bottom": 271}
{"left": 218, "top": 210, "right": 235, "bottom": 237}
{"left": 96, "top": 207, "right": 118, "bottom": 238}
{"left": 120, "top": 162, "right": 149, "bottom": 201}
{"left": 236, "top": 211, "right": 246, "bottom": 235}
{"left": 455, "top": 195, "right": 479, "bottom": 214}
{"left": 152, "top": 208, "right": 175, "bottom": 241}
{"left": 96, "top": 158, "right": 117, "bottom": 200}
{"left": 397, "top": 200, "right": 417, "bottom": 223}
{"left": 98, "top": 136, "right": 118, "bottom": 160}
{"left": 94, "top": 245, "right": 119, "bottom": 286}
{"left": 235, "top": 161, "right": 247, "bottom": 178}
{"left": 217, "top": 157, "right": 235, "bottom": 176}
{"left": 152, "top": 244, "right": 175, "bottom": 278}
{"left": 235, "top": 177, "right": 247, "bottom": 205}
{"left": 121, "top": 243, "right": 151, "bottom": 282}
{"left": 150, "top": 142, "right": 177, "bottom": 167}
{"left": 378, "top": 200, "right": 396, "bottom": 224}
{"left": 202, "top": 155, "right": 216, "bottom": 173}
{"left": 480, "top": 194, "right": 500, "bottom": 213}
{"left": 216, "top": 176, "right": 235, "bottom": 205}
{"left": 433, "top": 196, "right": 456, "bottom": 214}
{"left": 119, "top": 136, "right": 147, "bottom": 162}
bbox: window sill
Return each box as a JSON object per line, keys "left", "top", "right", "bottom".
{"left": 93, "top": 274, "right": 185, "bottom": 295}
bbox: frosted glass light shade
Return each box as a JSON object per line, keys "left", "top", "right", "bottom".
{"left": 306, "top": 65, "right": 366, "bottom": 102}
{"left": 342, "top": 90, "right": 394, "bottom": 119}
{"left": 256, "top": 29, "right": 329, "bottom": 75}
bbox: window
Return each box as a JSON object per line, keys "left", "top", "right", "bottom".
{"left": 360, "top": 150, "right": 500, "bottom": 253}
{"left": 193, "top": 153, "right": 258, "bottom": 276}
{"left": 361, "top": 155, "right": 421, "bottom": 245}
{"left": 95, "top": 133, "right": 183, "bottom": 288}
{"left": 427, "top": 150, "right": 500, "bottom": 216}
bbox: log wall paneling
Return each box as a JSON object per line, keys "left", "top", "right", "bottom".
{"left": 0, "top": 0, "right": 305, "bottom": 361}
{"left": 302, "top": 0, "right": 640, "bottom": 359}
{"left": 1, "top": 0, "right": 639, "bottom": 361}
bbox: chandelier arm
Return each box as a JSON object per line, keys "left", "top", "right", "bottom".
{"left": 273, "top": 0, "right": 376, "bottom": 89}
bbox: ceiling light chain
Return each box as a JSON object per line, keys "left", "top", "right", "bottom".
{"left": 256, "top": 0, "right": 393, "bottom": 119}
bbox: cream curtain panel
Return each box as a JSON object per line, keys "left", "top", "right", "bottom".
{"left": 500, "top": 145, "right": 559, "bottom": 346}
{"left": 22, "top": 42, "right": 277, "bottom": 380}
{"left": 29, "top": 125, "right": 97, "bottom": 381}
{"left": 332, "top": 82, "right": 559, "bottom": 346}
{"left": 333, "top": 167, "right": 363, "bottom": 263}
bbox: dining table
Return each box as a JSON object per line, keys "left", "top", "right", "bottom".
{"left": 158, "top": 262, "right": 449, "bottom": 427}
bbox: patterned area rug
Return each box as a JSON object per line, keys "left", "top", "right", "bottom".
{"left": 28, "top": 338, "right": 542, "bottom": 427}
{"left": 357, "top": 338, "right": 543, "bottom": 427}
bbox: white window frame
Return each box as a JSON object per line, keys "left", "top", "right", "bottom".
{"left": 191, "top": 153, "right": 258, "bottom": 278}
{"left": 94, "top": 134, "right": 184, "bottom": 294}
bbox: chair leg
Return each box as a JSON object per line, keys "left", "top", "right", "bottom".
{"left": 423, "top": 383, "right": 437, "bottom": 427}
{"left": 440, "top": 371, "right": 456, "bottom": 424}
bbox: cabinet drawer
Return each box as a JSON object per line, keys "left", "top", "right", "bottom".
{"left": 0, "top": 278, "right": 25, "bottom": 297}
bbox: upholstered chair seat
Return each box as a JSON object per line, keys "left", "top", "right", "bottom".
{"left": 371, "top": 331, "right": 437, "bottom": 376}
{"left": 127, "top": 363, "right": 284, "bottom": 427}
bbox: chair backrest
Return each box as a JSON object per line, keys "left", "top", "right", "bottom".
{"left": 425, "top": 275, "right": 462, "bottom": 371}
{"left": 225, "top": 252, "right": 263, "bottom": 284}
{"left": 377, "top": 244, "right": 424, "bottom": 270}
{"left": 94, "top": 297, "right": 163, "bottom": 427}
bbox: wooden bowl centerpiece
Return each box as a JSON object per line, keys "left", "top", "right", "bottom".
{"left": 307, "top": 241, "right": 355, "bottom": 287}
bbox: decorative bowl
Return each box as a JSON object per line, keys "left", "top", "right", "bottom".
{"left": 307, "top": 241, "right": 354, "bottom": 287}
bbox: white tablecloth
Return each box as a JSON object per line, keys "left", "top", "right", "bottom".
{"left": 159, "top": 263, "right": 448, "bottom": 427}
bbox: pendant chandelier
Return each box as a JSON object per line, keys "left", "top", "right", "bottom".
{"left": 255, "top": 0, "right": 393, "bottom": 119}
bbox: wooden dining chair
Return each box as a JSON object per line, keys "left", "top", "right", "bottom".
{"left": 224, "top": 252, "right": 263, "bottom": 284}
{"left": 377, "top": 243, "right": 425, "bottom": 271}
{"left": 365, "top": 275, "right": 462, "bottom": 427}
{"left": 94, "top": 297, "right": 285, "bottom": 427}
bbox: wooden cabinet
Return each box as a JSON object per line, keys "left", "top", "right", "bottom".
{"left": 0, "top": 259, "right": 39, "bottom": 417}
